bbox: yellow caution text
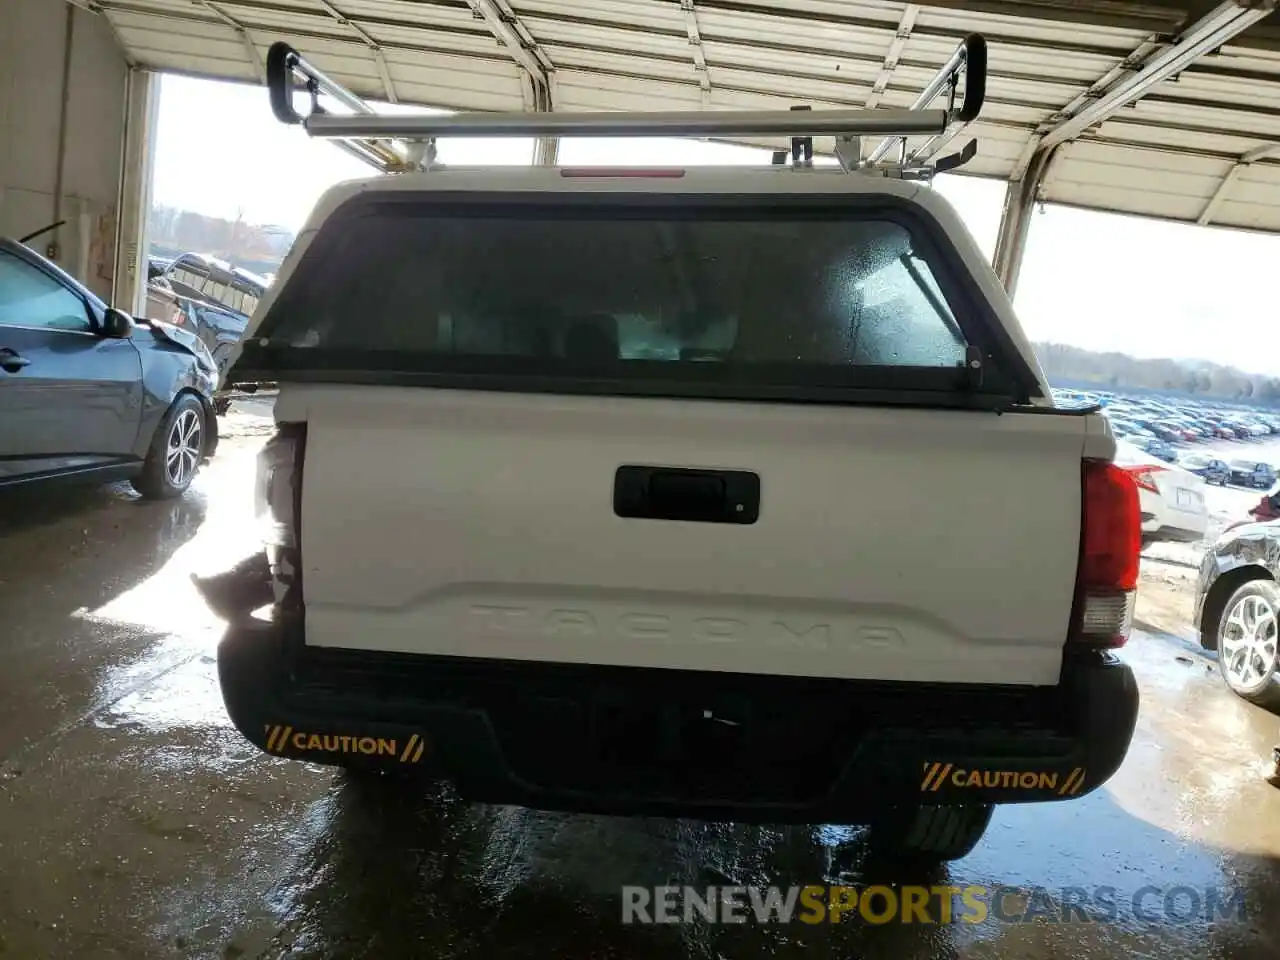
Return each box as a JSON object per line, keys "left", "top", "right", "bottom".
{"left": 921, "top": 763, "right": 1086, "bottom": 795}
{"left": 263, "top": 725, "right": 427, "bottom": 763}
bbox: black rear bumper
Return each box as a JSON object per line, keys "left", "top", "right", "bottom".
{"left": 217, "top": 617, "right": 1139, "bottom": 823}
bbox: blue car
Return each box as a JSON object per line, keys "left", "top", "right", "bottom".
{"left": 1180, "top": 454, "right": 1229, "bottom": 485}
{"left": 0, "top": 232, "right": 218, "bottom": 497}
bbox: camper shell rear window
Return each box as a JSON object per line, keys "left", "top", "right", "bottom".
{"left": 234, "top": 192, "right": 1037, "bottom": 407}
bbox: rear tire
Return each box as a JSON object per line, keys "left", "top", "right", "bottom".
{"left": 1216, "top": 580, "right": 1280, "bottom": 708}
{"left": 864, "top": 804, "right": 993, "bottom": 863}
{"left": 132, "top": 394, "right": 206, "bottom": 500}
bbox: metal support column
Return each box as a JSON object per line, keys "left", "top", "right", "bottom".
{"left": 112, "top": 69, "right": 159, "bottom": 315}
{"left": 466, "top": 0, "right": 558, "bottom": 165}
{"left": 531, "top": 79, "right": 558, "bottom": 166}
{"left": 992, "top": 145, "right": 1058, "bottom": 298}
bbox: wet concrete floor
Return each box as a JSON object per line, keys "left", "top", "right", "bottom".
{"left": 3, "top": 414, "right": 1280, "bottom": 959}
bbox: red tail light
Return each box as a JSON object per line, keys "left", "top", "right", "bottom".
{"left": 1071, "top": 460, "right": 1141, "bottom": 648}
{"left": 1125, "top": 464, "right": 1165, "bottom": 494}
{"left": 255, "top": 424, "right": 306, "bottom": 608}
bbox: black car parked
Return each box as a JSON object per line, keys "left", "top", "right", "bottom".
{"left": 0, "top": 237, "right": 218, "bottom": 498}
{"left": 1195, "top": 512, "right": 1280, "bottom": 707}
{"left": 1228, "top": 460, "right": 1278, "bottom": 489}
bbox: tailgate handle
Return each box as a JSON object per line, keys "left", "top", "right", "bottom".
{"left": 614, "top": 466, "right": 759, "bottom": 524}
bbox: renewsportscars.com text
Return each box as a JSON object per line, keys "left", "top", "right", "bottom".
{"left": 621, "top": 884, "right": 1246, "bottom": 925}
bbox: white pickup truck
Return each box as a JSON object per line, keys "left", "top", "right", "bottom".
{"left": 205, "top": 38, "right": 1141, "bottom": 863}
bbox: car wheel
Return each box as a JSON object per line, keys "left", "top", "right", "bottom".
{"left": 132, "top": 394, "right": 206, "bottom": 500}
{"left": 1216, "top": 581, "right": 1280, "bottom": 708}
{"left": 863, "top": 804, "right": 993, "bottom": 863}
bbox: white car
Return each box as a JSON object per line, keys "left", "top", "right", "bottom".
{"left": 201, "top": 37, "right": 1142, "bottom": 866}
{"left": 1114, "top": 439, "right": 1208, "bottom": 542}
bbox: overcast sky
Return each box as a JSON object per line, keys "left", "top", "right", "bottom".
{"left": 151, "top": 73, "right": 1280, "bottom": 376}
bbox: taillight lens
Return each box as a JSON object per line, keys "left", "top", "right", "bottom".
{"left": 255, "top": 424, "right": 306, "bottom": 608}
{"left": 1126, "top": 465, "right": 1165, "bottom": 494}
{"left": 255, "top": 426, "right": 302, "bottom": 548}
{"left": 1071, "top": 460, "right": 1141, "bottom": 648}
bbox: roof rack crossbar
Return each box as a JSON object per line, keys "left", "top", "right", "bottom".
{"left": 302, "top": 108, "right": 951, "bottom": 140}
{"left": 264, "top": 34, "right": 986, "bottom": 177}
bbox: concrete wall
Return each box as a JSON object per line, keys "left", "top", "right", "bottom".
{"left": 0, "top": 1, "right": 128, "bottom": 299}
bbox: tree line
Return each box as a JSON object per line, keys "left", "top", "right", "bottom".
{"left": 1035, "top": 342, "right": 1280, "bottom": 404}
{"left": 149, "top": 205, "right": 294, "bottom": 268}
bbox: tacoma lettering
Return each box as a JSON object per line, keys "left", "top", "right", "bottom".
{"left": 465, "top": 604, "right": 903, "bottom": 650}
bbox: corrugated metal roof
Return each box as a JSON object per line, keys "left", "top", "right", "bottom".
{"left": 82, "top": 0, "right": 1280, "bottom": 230}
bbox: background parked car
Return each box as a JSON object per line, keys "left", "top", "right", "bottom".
{"left": 1114, "top": 439, "right": 1209, "bottom": 543}
{"left": 1228, "top": 459, "right": 1277, "bottom": 489}
{"left": 1195, "top": 521, "right": 1280, "bottom": 707}
{"left": 146, "top": 255, "right": 172, "bottom": 282}
{"left": 145, "top": 252, "right": 267, "bottom": 404}
{"left": 0, "top": 236, "right": 218, "bottom": 498}
{"left": 1180, "top": 453, "right": 1231, "bottom": 485}
{"left": 1209, "top": 422, "right": 1239, "bottom": 440}
{"left": 1128, "top": 435, "right": 1178, "bottom": 462}
{"left": 1150, "top": 422, "right": 1190, "bottom": 443}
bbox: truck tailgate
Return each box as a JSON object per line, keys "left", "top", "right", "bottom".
{"left": 287, "top": 385, "right": 1088, "bottom": 686}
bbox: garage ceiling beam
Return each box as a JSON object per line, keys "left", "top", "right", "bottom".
{"left": 78, "top": 4, "right": 137, "bottom": 67}
{"left": 193, "top": 2, "right": 265, "bottom": 82}
{"left": 679, "top": 0, "right": 712, "bottom": 106}
{"left": 994, "top": 0, "right": 1277, "bottom": 295}
{"left": 465, "top": 0, "right": 554, "bottom": 90}
{"left": 92, "top": 2, "right": 1280, "bottom": 102}
{"left": 313, "top": 0, "right": 399, "bottom": 103}
{"left": 910, "top": 0, "right": 1192, "bottom": 35}
{"left": 1198, "top": 141, "right": 1280, "bottom": 224}
{"left": 865, "top": 4, "right": 920, "bottom": 109}
{"left": 1037, "top": 0, "right": 1279, "bottom": 152}
{"left": 1008, "top": 36, "right": 1164, "bottom": 181}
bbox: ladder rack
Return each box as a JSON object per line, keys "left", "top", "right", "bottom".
{"left": 265, "top": 34, "right": 987, "bottom": 179}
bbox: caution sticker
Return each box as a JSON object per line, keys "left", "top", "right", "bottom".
{"left": 920, "top": 762, "right": 1085, "bottom": 795}
{"left": 263, "top": 725, "right": 427, "bottom": 763}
